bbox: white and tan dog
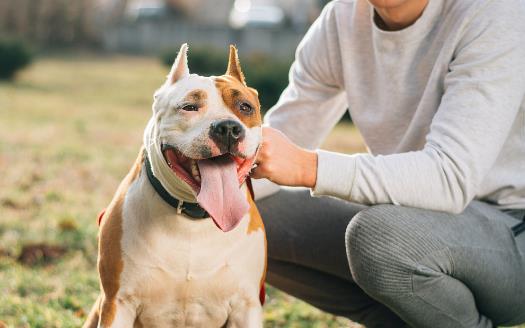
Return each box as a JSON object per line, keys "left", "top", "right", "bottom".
{"left": 84, "top": 44, "right": 267, "bottom": 328}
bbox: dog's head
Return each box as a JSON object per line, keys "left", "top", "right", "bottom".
{"left": 147, "top": 44, "right": 262, "bottom": 232}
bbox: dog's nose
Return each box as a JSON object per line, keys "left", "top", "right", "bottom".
{"left": 210, "top": 119, "right": 245, "bottom": 147}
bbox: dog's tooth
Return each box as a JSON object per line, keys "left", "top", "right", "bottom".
{"left": 191, "top": 161, "right": 201, "bottom": 182}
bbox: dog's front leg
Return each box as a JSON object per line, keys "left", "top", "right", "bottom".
{"left": 227, "top": 303, "right": 263, "bottom": 328}
{"left": 98, "top": 297, "right": 137, "bottom": 328}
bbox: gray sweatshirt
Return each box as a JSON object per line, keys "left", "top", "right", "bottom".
{"left": 265, "top": 0, "right": 525, "bottom": 212}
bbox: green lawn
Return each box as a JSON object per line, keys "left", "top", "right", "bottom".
{"left": 0, "top": 55, "right": 358, "bottom": 327}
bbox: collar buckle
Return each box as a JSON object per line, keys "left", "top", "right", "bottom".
{"left": 176, "top": 200, "right": 183, "bottom": 214}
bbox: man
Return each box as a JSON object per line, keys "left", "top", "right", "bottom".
{"left": 251, "top": 0, "right": 525, "bottom": 327}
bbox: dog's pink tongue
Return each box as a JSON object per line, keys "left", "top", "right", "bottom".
{"left": 197, "top": 156, "right": 249, "bottom": 232}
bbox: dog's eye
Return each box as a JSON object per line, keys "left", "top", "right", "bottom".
{"left": 239, "top": 102, "right": 253, "bottom": 113}
{"left": 181, "top": 104, "right": 198, "bottom": 111}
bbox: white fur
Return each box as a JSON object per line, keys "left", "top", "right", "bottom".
{"left": 109, "top": 172, "right": 265, "bottom": 327}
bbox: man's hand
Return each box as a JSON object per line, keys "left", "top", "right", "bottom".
{"left": 251, "top": 127, "right": 318, "bottom": 188}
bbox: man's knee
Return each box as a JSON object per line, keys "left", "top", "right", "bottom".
{"left": 346, "top": 204, "right": 434, "bottom": 300}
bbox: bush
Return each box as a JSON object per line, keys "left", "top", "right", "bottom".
{"left": 161, "top": 47, "right": 292, "bottom": 111}
{"left": 0, "top": 38, "right": 33, "bottom": 80}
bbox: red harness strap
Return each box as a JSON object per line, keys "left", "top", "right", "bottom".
{"left": 97, "top": 209, "right": 106, "bottom": 226}
{"left": 246, "top": 176, "right": 255, "bottom": 200}
{"left": 95, "top": 177, "right": 265, "bottom": 305}
{"left": 259, "top": 283, "right": 266, "bottom": 306}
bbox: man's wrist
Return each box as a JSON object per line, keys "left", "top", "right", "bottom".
{"left": 301, "top": 150, "right": 318, "bottom": 188}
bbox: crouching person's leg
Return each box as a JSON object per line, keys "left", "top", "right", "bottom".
{"left": 346, "top": 202, "right": 525, "bottom": 328}
{"left": 257, "top": 188, "right": 406, "bottom": 327}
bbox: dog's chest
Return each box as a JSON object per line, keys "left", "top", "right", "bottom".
{"left": 118, "top": 193, "right": 265, "bottom": 327}
{"left": 123, "top": 261, "right": 257, "bottom": 328}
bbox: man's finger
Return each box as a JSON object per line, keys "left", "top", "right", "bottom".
{"left": 250, "top": 165, "right": 264, "bottom": 179}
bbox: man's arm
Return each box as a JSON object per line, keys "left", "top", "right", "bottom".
{"left": 256, "top": 0, "right": 525, "bottom": 213}
{"left": 264, "top": 2, "right": 348, "bottom": 150}
{"left": 252, "top": 2, "right": 347, "bottom": 197}
{"left": 313, "top": 0, "right": 525, "bottom": 213}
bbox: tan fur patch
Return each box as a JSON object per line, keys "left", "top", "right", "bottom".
{"left": 245, "top": 189, "right": 267, "bottom": 299}
{"left": 225, "top": 45, "right": 246, "bottom": 86}
{"left": 98, "top": 148, "right": 144, "bottom": 326}
{"left": 246, "top": 190, "right": 264, "bottom": 235}
{"left": 183, "top": 89, "right": 207, "bottom": 106}
{"left": 214, "top": 75, "right": 262, "bottom": 128}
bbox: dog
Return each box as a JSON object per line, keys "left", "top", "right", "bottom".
{"left": 83, "top": 44, "right": 267, "bottom": 328}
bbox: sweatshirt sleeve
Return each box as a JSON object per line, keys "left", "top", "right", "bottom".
{"left": 264, "top": 2, "right": 348, "bottom": 150}
{"left": 313, "top": 0, "right": 525, "bottom": 213}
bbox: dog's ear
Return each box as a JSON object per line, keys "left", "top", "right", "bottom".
{"left": 167, "top": 43, "right": 190, "bottom": 84}
{"left": 226, "top": 45, "right": 246, "bottom": 86}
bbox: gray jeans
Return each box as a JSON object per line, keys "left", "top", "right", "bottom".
{"left": 256, "top": 188, "right": 525, "bottom": 328}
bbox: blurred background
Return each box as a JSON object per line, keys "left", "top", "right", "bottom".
{"left": 0, "top": 0, "right": 325, "bottom": 109}
{"left": 0, "top": 0, "right": 364, "bottom": 326}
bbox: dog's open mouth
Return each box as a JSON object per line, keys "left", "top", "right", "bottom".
{"left": 162, "top": 145, "right": 255, "bottom": 192}
{"left": 162, "top": 145, "right": 255, "bottom": 232}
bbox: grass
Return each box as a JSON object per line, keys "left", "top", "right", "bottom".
{"left": 0, "top": 55, "right": 362, "bottom": 327}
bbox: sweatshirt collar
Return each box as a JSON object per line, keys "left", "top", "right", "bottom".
{"left": 368, "top": 0, "right": 444, "bottom": 45}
